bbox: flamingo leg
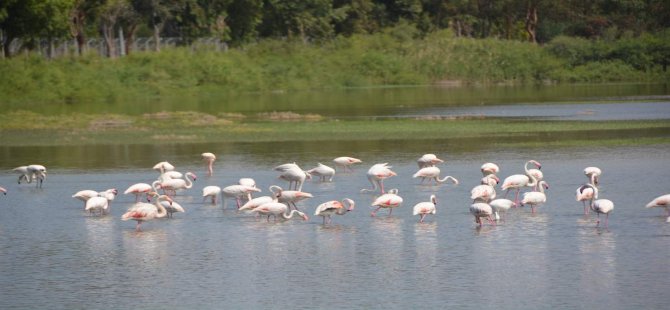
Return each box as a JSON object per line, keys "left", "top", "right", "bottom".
{"left": 379, "top": 181, "right": 385, "bottom": 194}
{"left": 135, "top": 221, "right": 142, "bottom": 231}
{"left": 236, "top": 198, "right": 241, "bottom": 209}
{"left": 419, "top": 214, "right": 426, "bottom": 223}
{"left": 322, "top": 216, "right": 327, "bottom": 225}
{"left": 388, "top": 208, "right": 393, "bottom": 216}
{"left": 596, "top": 213, "right": 601, "bottom": 227}
{"left": 513, "top": 189, "right": 521, "bottom": 207}
{"left": 371, "top": 206, "right": 382, "bottom": 217}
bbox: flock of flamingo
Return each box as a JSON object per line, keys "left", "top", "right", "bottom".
{"left": 3, "top": 152, "right": 670, "bottom": 231}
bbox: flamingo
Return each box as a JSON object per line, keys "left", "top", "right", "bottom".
{"left": 14, "top": 165, "right": 47, "bottom": 188}
{"left": 202, "top": 186, "right": 222, "bottom": 204}
{"left": 222, "top": 185, "right": 261, "bottom": 209}
{"left": 239, "top": 178, "right": 257, "bottom": 188}
{"left": 502, "top": 160, "right": 541, "bottom": 206}
{"left": 124, "top": 182, "right": 158, "bottom": 202}
{"left": 521, "top": 181, "right": 549, "bottom": 213}
{"left": 592, "top": 198, "right": 614, "bottom": 228}
{"left": 239, "top": 195, "right": 277, "bottom": 212}
{"left": 84, "top": 191, "right": 117, "bottom": 216}
{"left": 489, "top": 199, "right": 514, "bottom": 221}
{"left": 73, "top": 188, "right": 118, "bottom": 208}
{"left": 361, "top": 163, "right": 397, "bottom": 194}
{"left": 333, "top": 157, "right": 362, "bottom": 172}
{"left": 413, "top": 194, "right": 437, "bottom": 223}
{"left": 576, "top": 184, "right": 598, "bottom": 215}
{"left": 314, "top": 198, "right": 356, "bottom": 224}
{"left": 370, "top": 189, "right": 403, "bottom": 217}
{"left": 159, "top": 172, "right": 196, "bottom": 196}
{"left": 159, "top": 170, "right": 183, "bottom": 182}
{"left": 584, "top": 167, "right": 602, "bottom": 185}
{"left": 470, "top": 202, "right": 495, "bottom": 226}
{"left": 269, "top": 185, "right": 314, "bottom": 211}
{"left": 153, "top": 161, "right": 175, "bottom": 174}
{"left": 307, "top": 163, "right": 336, "bottom": 182}
{"left": 250, "top": 202, "right": 309, "bottom": 222}
{"left": 412, "top": 166, "right": 459, "bottom": 186}
{"left": 645, "top": 194, "right": 670, "bottom": 222}
{"left": 13, "top": 166, "right": 31, "bottom": 184}
{"left": 202, "top": 152, "right": 216, "bottom": 176}
{"left": 471, "top": 176, "right": 498, "bottom": 203}
{"left": 274, "top": 163, "right": 311, "bottom": 191}
{"left": 481, "top": 162, "right": 500, "bottom": 176}
{"left": 417, "top": 154, "right": 444, "bottom": 168}
{"left": 161, "top": 200, "right": 184, "bottom": 218}
{"left": 527, "top": 167, "right": 544, "bottom": 191}
{"left": 121, "top": 192, "right": 172, "bottom": 231}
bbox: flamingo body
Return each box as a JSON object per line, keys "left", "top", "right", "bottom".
{"left": 307, "top": 163, "right": 336, "bottom": 182}
{"left": 124, "top": 183, "right": 154, "bottom": 202}
{"left": 251, "top": 202, "right": 309, "bottom": 222}
{"left": 333, "top": 157, "right": 362, "bottom": 171}
{"left": 222, "top": 185, "right": 261, "bottom": 209}
{"left": 412, "top": 166, "right": 459, "bottom": 185}
{"left": 314, "top": 198, "right": 355, "bottom": 224}
{"left": 121, "top": 193, "right": 172, "bottom": 231}
{"left": 481, "top": 162, "right": 500, "bottom": 176}
{"left": 645, "top": 194, "right": 670, "bottom": 222}
{"left": 417, "top": 154, "right": 444, "bottom": 168}
{"left": 521, "top": 181, "right": 549, "bottom": 213}
{"left": 584, "top": 167, "right": 602, "bottom": 185}
{"left": 412, "top": 195, "right": 437, "bottom": 223}
{"left": 370, "top": 189, "right": 403, "bottom": 216}
{"left": 470, "top": 202, "right": 494, "bottom": 226}
{"left": 202, "top": 186, "right": 222, "bottom": 204}
{"left": 361, "top": 163, "right": 397, "bottom": 194}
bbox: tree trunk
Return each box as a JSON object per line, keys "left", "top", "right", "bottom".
{"left": 525, "top": 3, "right": 538, "bottom": 44}
{"left": 153, "top": 23, "right": 161, "bottom": 52}
{"left": 70, "top": 9, "right": 86, "bottom": 56}
{"left": 101, "top": 24, "right": 116, "bottom": 58}
{"left": 3, "top": 34, "right": 14, "bottom": 58}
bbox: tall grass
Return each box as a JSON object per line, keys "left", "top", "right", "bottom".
{"left": 0, "top": 29, "right": 668, "bottom": 106}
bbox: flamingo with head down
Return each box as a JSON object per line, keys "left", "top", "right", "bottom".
{"left": 307, "top": 163, "right": 336, "bottom": 182}
{"left": 269, "top": 185, "right": 313, "bottom": 211}
{"left": 314, "top": 198, "right": 355, "bottom": 224}
{"left": 73, "top": 188, "right": 118, "bottom": 208}
{"left": 361, "top": 163, "right": 397, "bottom": 194}
{"left": 417, "top": 154, "right": 444, "bottom": 168}
{"left": 584, "top": 167, "right": 602, "bottom": 185}
{"left": 645, "top": 194, "right": 670, "bottom": 222}
{"left": 121, "top": 192, "right": 172, "bottom": 231}
{"left": 470, "top": 202, "right": 495, "bottom": 226}
{"left": 412, "top": 166, "right": 459, "bottom": 186}
{"left": 202, "top": 152, "right": 216, "bottom": 176}
{"left": 576, "top": 183, "right": 598, "bottom": 215}
{"left": 480, "top": 162, "right": 500, "bottom": 176}
{"left": 370, "top": 188, "right": 403, "bottom": 217}
{"left": 274, "top": 163, "right": 311, "bottom": 191}
{"left": 202, "top": 186, "right": 222, "bottom": 204}
{"left": 251, "top": 202, "right": 309, "bottom": 222}
{"left": 0, "top": 187, "right": 6, "bottom": 195}
{"left": 222, "top": 185, "right": 261, "bottom": 209}
{"left": 333, "top": 157, "right": 362, "bottom": 172}
{"left": 124, "top": 182, "right": 159, "bottom": 202}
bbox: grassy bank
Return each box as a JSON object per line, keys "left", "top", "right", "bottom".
{"left": 1, "top": 31, "right": 668, "bottom": 107}
{"left": 1, "top": 111, "right": 669, "bottom": 148}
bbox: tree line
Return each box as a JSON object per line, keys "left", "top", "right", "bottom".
{"left": 1, "top": 0, "right": 669, "bottom": 58}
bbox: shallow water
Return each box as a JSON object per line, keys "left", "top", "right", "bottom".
{"left": 1, "top": 144, "right": 669, "bottom": 309}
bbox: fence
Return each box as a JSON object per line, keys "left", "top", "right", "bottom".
{"left": 2, "top": 36, "right": 228, "bottom": 58}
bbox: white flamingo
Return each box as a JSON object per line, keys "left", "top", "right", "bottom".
{"left": 470, "top": 202, "right": 495, "bottom": 226}
{"left": 161, "top": 200, "right": 184, "bottom": 218}
{"left": 502, "top": 160, "right": 541, "bottom": 206}
{"left": 333, "top": 157, "right": 362, "bottom": 172}
{"left": 239, "top": 195, "right": 277, "bottom": 212}
{"left": 584, "top": 167, "right": 602, "bottom": 185}
{"left": 84, "top": 191, "right": 117, "bottom": 216}
{"left": 121, "top": 192, "right": 172, "bottom": 231}
{"left": 417, "top": 154, "right": 444, "bottom": 168}
{"left": 251, "top": 202, "right": 309, "bottom": 222}
{"left": 521, "top": 180, "right": 549, "bottom": 213}
{"left": 159, "top": 172, "right": 197, "bottom": 196}
{"left": 202, "top": 185, "right": 222, "bottom": 204}
{"left": 307, "top": 163, "right": 336, "bottom": 182}
{"left": 645, "top": 194, "right": 670, "bottom": 222}
{"left": 153, "top": 161, "right": 175, "bottom": 174}
{"left": 412, "top": 166, "right": 459, "bottom": 186}
{"left": 124, "top": 183, "right": 157, "bottom": 202}
{"left": 370, "top": 188, "right": 403, "bottom": 216}
{"left": 413, "top": 194, "right": 437, "bottom": 223}
{"left": 269, "top": 185, "right": 313, "bottom": 211}
{"left": 14, "top": 165, "right": 47, "bottom": 188}
{"left": 239, "top": 178, "right": 257, "bottom": 188}
{"left": 202, "top": 152, "right": 216, "bottom": 176}
{"left": 73, "top": 188, "right": 117, "bottom": 208}
{"left": 480, "top": 162, "right": 500, "bottom": 176}
{"left": 222, "top": 185, "right": 261, "bottom": 209}
{"left": 314, "top": 198, "right": 356, "bottom": 224}
{"left": 159, "top": 170, "right": 183, "bottom": 182}
{"left": 489, "top": 199, "right": 514, "bottom": 221}
{"left": 361, "top": 163, "right": 397, "bottom": 194}
{"left": 274, "top": 163, "right": 311, "bottom": 191}
{"left": 576, "top": 183, "right": 598, "bottom": 215}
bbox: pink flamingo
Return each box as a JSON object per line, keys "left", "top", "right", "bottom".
{"left": 314, "top": 198, "right": 356, "bottom": 224}
{"left": 417, "top": 154, "right": 444, "bottom": 168}
{"left": 520, "top": 181, "right": 549, "bottom": 213}
{"left": 584, "top": 167, "right": 602, "bottom": 185}
{"left": 333, "top": 157, "right": 362, "bottom": 172}
{"left": 471, "top": 176, "right": 498, "bottom": 203}
{"left": 576, "top": 184, "right": 598, "bottom": 215}
{"left": 250, "top": 202, "right": 309, "bottom": 222}
{"left": 361, "top": 163, "right": 397, "bottom": 194}
{"left": 579, "top": 184, "right": 614, "bottom": 228}
{"left": 370, "top": 189, "right": 403, "bottom": 216}
{"left": 124, "top": 182, "right": 158, "bottom": 202}
{"left": 73, "top": 188, "right": 118, "bottom": 208}
{"left": 159, "top": 172, "right": 197, "bottom": 196}
{"left": 502, "top": 160, "right": 541, "bottom": 206}
{"left": 470, "top": 202, "right": 495, "bottom": 226}
{"left": 121, "top": 192, "right": 172, "bottom": 231}
{"left": 269, "top": 185, "right": 313, "bottom": 211}
{"left": 412, "top": 166, "right": 459, "bottom": 186}
{"left": 480, "top": 162, "right": 500, "bottom": 176}
{"left": 489, "top": 199, "right": 514, "bottom": 221}
{"left": 307, "top": 163, "right": 336, "bottom": 182}
{"left": 645, "top": 194, "right": 670, "bottom": 222}
{"left": 274, "top": 163, "right": 311, "bottom": 191}
{"left": 0, "top": 187, "right": 6, "bottom": 195}
{"left": 202, "top": 152, "right": 216, "bottom": 176}
{"left": 84, "top": 191, "right": 117, "bottom": 216}
{"left": 202, "top": 186, "right": 222, "bottom": 204}
{"left": 153, "top": 161, "right": 175, "bottom": 174}
{"left": 413, "top": 194, "right": 437, "bottom": 223}
{"left": 222, "top": 185, "right": 261, "bottom": 209}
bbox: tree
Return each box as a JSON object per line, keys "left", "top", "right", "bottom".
{"left": 131, "top": 0, "right": 174, "bottom": 51}
{"left": 98, "top": 0, "right": 128, "bottom": 58}
{"left": 260, "top": 0, "right": 335, "bottom": 43}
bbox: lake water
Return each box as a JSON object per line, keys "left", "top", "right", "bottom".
{"left": 1, "top": 144, "right": 669, "bottom": 309}
{"left": 1, "top": 83, "right": 669, "bottom": 309}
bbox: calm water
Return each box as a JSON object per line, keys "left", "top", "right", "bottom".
{"left": 1, "top": 144, "right": 669, "bottom": 309}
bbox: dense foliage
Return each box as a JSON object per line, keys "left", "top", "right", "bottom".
{"left": 1, "top": 0, "right": 669, "bottom": 57}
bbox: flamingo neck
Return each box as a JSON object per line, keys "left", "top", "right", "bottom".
{"left": 282, "top": 210, "right": 300, "bottom": 219}
{"left": 437, "top": 176, "right": 458, "bottom": 185}
{"left": 154, "top": 196, "right": 168, "bottom": 218}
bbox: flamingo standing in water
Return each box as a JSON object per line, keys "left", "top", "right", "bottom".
{"left": 274, "top": 163, "right": 311, "bottom": 191}
{"left": 489, "top": 199, "right": 514, "bottom": 221}
{"left": 84, "top": 191, "right": 117, "bottom": 216}
{"left": 153, "top": 161, "right": 175, "bottom": 174}
{"left": 576, "top": 183, "right": 598, "bottom": 215}
{"left": 370, "top": 189, "right": 403, "bottom": 216}
{"left": 333, "top": 157, "right": 362, "bottom": 172}
{"left": 124, "top": 182, "right": 158, "bottom": 202}
{"left": 361, "top": 163, "right": 397, "bottom": 194}
{"left": 579, "top": 184, "right": 614, "bottom": 228}
{"left": 73, "top": 188, "right": 118, "bottom": 208}
{"left": 222, "top": 185, "right": 261, "bottom": 209}
{"left": 158, "top": 172, "right": 197, "bottom": 196}
{"left": 521, "top": 181, "right": 549, "bottom": 213}
{"left": 502, "top": 160, "right": 541, "bottom": 206}
{"left": 471, "top": 175, "right": 499, "bottom": 203}
{"left": 202, "top": 152, "right": 216, "bottom": 176}
{"left": 251, "top": 202, "right": 309, "bottom": 222}
{"left": 412, "top": 166, "right": 459, "bottom": 186}
{"left": 239, "top": 178, "right": 257, "bottom": 188}
{"left": 413, "top": 194, "right": 437, "bottom": 223}
{"left": 481, "top": 162, "right": 500, "bottom": 176}
{"left": 269, "top": 185, "right": 313, "bottom": 211}
{"left": 239, "top": 195, "right": 277, "bottom": 212}
{"left": 14, "top": 165, "right": 47, "bottom": 188}
{"left": 121, "top": 192, "right": 172, "bottom": 231}
{"left": 314, "top": 198, "right": 356, "bottom": 224}
{"left": 307, "top": 163, "right": 336, "bottom": 182}
{"left": 645, "top": 194, "right": 670, "bottom": 222}
{"left": 584, "top": 167, "right": 602, "bottom": 185}
{"left": 470, "top": 202, "right": 495, "bottom": 226}
{"left": 161, "top": 199, "right": 184, "bottom": 218}
{"left": 417, "top": 154, "right": 444, "bottom": 168}
{"left": 202, "top": 186, "right": 222, "bottom": 204}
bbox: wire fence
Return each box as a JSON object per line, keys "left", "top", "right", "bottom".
{"left": 2, "top": 36, "right": 229, "bottom": 58}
